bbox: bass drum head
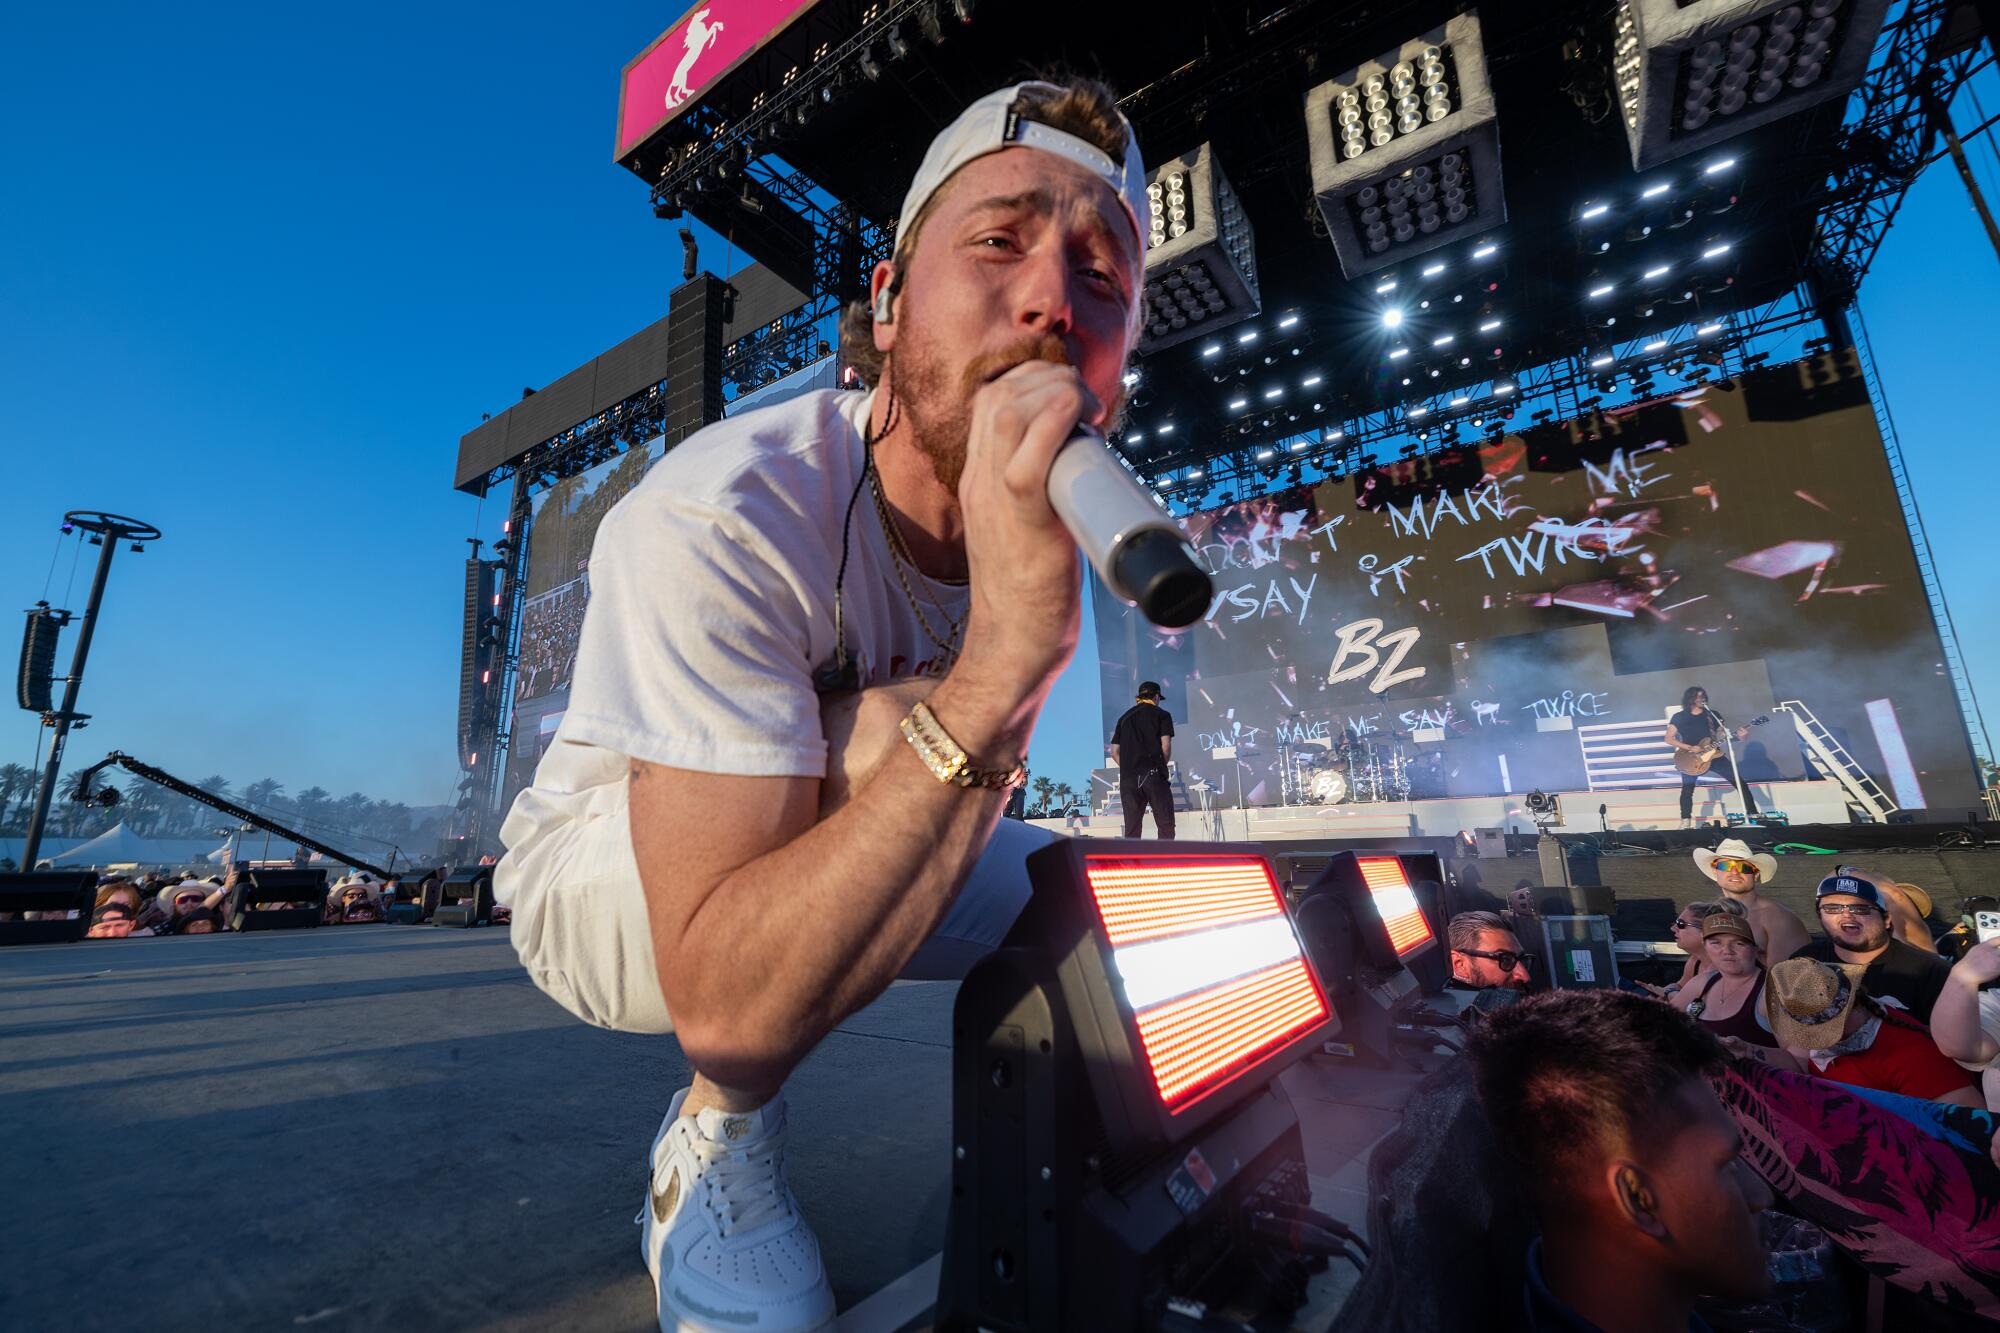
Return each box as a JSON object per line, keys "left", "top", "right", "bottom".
{"left": 1309, "top": 769, "right": 1349, "bottom": 805}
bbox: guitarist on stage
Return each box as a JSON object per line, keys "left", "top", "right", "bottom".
{"left": 1666, "top": 685, "right": 1757, "bottom": 826}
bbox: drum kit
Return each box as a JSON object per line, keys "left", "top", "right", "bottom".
{"left": 1279, "top": 729, "right": 1415, "bottom": 805}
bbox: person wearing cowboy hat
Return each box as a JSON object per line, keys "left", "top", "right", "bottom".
{"left": 1766, "top": 957, "right": 1978, "bottom": 1106}
{"left": 1798, "top": 872, "right": 1954, "bottom": 1025}
{"left": 1691, "top": 838, "right": 1807, "bottom": 964}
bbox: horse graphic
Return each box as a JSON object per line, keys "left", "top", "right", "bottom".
{"left": 665, "top": 9, "right": 725, "bottom": 109}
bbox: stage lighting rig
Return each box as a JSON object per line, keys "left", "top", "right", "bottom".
{"left": 1306, "top": 11, "right": 1504, "bottom": 279}
{"left": 1138, "top": 144, "right": 1260, "bottom": 354}
{"left": 1610, "top": 0, "right": 1892, "bottom": 170}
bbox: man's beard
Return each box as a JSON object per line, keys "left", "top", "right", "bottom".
{"left": 1845, "top": 920, "right": 1891, "bottom": 952}
{"left": 889, "top": 326, "right": 1125, "bottom": 493}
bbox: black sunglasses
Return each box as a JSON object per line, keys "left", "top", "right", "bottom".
{"left": 1457, "top": 946, "right": 1537, "bottom": 971}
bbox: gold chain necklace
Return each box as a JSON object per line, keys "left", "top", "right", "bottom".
{"left": 867, "top": 462, "right": 964, "bottom": 660}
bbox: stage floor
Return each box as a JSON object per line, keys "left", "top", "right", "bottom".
{"left": 0, "top": 927, "right": 1412, "bottom": 1331}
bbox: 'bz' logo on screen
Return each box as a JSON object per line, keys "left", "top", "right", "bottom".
{"left": 1327, "top": 618, "right": 1427, "bottom": 696}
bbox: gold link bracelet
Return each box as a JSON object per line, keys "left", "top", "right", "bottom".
{"left": 899, "top": 700, "right": 1026, "bottom": 791}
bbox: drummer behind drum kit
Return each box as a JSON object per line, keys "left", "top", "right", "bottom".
{"left": 1280, "top": 727, "right": 1426, "bottom": 805}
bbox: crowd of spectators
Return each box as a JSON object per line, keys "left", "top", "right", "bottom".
{"left": 514, "top": 581, "right": 586, "bottom": 703}
{"left": 0, "top": 866, "right": 508, "bottom": 938}
{"left": 1445, "top": 836, "right": 2000, "bottom": 1327}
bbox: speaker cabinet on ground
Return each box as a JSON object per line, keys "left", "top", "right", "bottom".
{"left": 229, "top": 869, "right": 329, "bottom": 932}
{"left": 0, "top": 871, "right": 96, "bottom": 946}
{"left": 433, "top": 866, "right": 495, "bottom": 927}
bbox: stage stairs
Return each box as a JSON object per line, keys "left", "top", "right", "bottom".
{"left": 1773, "top": 700, "right": 1898, "bottom": 824}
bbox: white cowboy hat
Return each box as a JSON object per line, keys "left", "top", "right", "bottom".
{"left": 1693, "top": 838, "right": 1778, "bottom": 885}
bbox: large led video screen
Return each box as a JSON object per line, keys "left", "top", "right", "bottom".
{"left": 1092, "top": 350, "right": 1977, "bottom": 812}
{"left": 502, "top": 439, "right": 666, "bottom": 807}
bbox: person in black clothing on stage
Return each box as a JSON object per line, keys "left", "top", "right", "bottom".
{"left": 1665, "top": 685, "right": 1756, "bottom": 827}
{"left": 1111, "top": 681, "right": 1176, "bottom": 838}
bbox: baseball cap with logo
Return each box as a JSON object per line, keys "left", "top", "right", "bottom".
{"left": 1700, "top": 912, "right": 1756, "bottom": 945}
{"left": 896, "top": 82, "right": 1150, "bottom": 256}
{"left": 1815, "top": 874, "right": 1887, "bottom": 911}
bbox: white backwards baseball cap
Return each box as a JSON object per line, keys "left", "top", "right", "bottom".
{"left": 896, "top": 81, "right": 1150, "bottom": 255}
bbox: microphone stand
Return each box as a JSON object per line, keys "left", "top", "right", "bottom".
{"left": 1711, "top": 707, "right": 1752, "bottom": 826}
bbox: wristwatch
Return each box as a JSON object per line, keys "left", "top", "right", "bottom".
{"left": 901, "top": 700, "right": 1027, "bottom": 791}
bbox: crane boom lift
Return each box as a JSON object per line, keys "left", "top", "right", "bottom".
{"left": 69, "top": 751, "right": 395, "bottom": 880}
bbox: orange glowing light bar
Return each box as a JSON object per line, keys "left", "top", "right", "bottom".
{"left": 1085, "top": 856, "right": 1288, "bottom": 947}
{"left": 1133, "top": 959, "right": 1328, "bottom": 1109}
{"left": 1358, "top": 855, "right": 1433, "bottom": 955}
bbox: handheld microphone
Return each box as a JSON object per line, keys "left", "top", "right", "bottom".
{"left": 1045, "top": 429, "right": 1212, "bottom": 627}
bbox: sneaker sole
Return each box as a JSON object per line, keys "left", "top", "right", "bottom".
{"left": 639, "top": 1192, "right": 834, "bottom": 1333}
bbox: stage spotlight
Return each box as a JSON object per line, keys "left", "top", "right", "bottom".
{"left": 884, "top": 23, "right": 909, "bottom": 60}
{"left": 1139, "top": 144, "right": 1260, "bottom": 353}
{"left": 1383, "top": 308, "right": 1404, "bottom": 328}
{"left": 1306, "top": 12, "right": 1503, "bottom": 277}
{"left": 1610, "top": 0, "right": 1890, "bottom": 170}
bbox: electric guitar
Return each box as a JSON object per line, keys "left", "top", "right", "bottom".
{"left": 1673, "top": 715, "right": 1769, "bottom": 776}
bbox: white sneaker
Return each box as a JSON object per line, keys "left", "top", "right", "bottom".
{"left": 637, "top": 1086, "right": 835, "bottom": 1333}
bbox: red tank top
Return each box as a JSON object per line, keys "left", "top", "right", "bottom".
{"left": 1688, "top": 969, "right": 1777, "bottom": 1048}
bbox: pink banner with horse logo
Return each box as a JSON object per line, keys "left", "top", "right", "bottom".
{"left": 616, "top": 0, "right": 820, "bottom": 160}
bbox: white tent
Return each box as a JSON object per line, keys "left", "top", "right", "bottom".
{"left": 49, "top": 821, "right": 169, "bottom": 867}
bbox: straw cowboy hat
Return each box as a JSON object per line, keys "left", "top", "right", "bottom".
{"left": 1894, "top": 882, "right": 1934, "bottom": 920}
{"left": 1693, "top": 837, "right": 1778, "bottom": 885}
{"left": 1764, "top": 957, "right": 1870, "bottom": 1051}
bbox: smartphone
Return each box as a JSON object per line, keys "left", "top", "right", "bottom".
{"left": 1977, "top": 911, "right": 2000, "bottom": 945}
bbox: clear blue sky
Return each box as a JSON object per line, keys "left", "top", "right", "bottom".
{"left": 3, "top": 6, "right": 1997, "bottom": 812}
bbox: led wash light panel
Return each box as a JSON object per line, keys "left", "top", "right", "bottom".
{"left": 1305, "top": 10, "right": 1505, "bottom": 278}
{"left": 1138, "top": 143, "right": 1260, "bottom": 354}
{"left": 1355, "top": 855, "right": 1435, "bottom": 956}
{"left": 1085, "top": 855, "right": 1329, "bottom": 1112}
{"left": 1610, "top": 0, "right": 1890, "bottom": 170}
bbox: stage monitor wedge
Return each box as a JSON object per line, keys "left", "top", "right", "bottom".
{"left": 1138, "top": 144, "right": 1260, "bottom": 354}
{"left": 1611, "top": 0, "right": 1892, "bottom": 170}
{"left": 1305, "top": 10, "right": 1505, "bottom": 279}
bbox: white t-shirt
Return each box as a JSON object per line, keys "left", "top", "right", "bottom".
{"left": 497, "top": 387, "right": 975, "bottom": 905}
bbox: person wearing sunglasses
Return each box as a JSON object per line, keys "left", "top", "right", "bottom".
{"left": 1691, "top": 837, "right": 1808, "bottom": 965}
{"left": 1447, "top": 910, "right": 1535, "bottom": 991}
{"left": 1639, "top": 898, "right": 1744, "bottom": 1000}
{"left": 1798, "top": 872, "right": 1952, "bottom": 1025}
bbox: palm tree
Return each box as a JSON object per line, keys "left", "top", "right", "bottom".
{"left": 295, "top": 786, "right": 332, "bottom": 829}
{"left": 242, "top": 778, "right": 286, "bottom": 810}
{"left": 197, "top": 775, "right": 234, "bottom": 804}
{"left": 0, "top": 763, "right": 33, "bottom": 830}
{"left": 1053, "top": 783, "right": 1079, "bottom": 817}
{"left": 1029, "top": 775, "right": 1056, "bottom": 819}
{"left": 120, "top": 779, "right": 166, "bottom": 836}
{"left": 336, "top": 792, "right": 373, "bottom": 837}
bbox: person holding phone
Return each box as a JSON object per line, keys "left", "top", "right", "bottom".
{"left": 1931, "top": 938, "right": 2000, "bottom": 1115}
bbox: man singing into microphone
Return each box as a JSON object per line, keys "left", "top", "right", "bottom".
{"left": 495, "top": 79, "right": 1148, "bottom": 1332}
